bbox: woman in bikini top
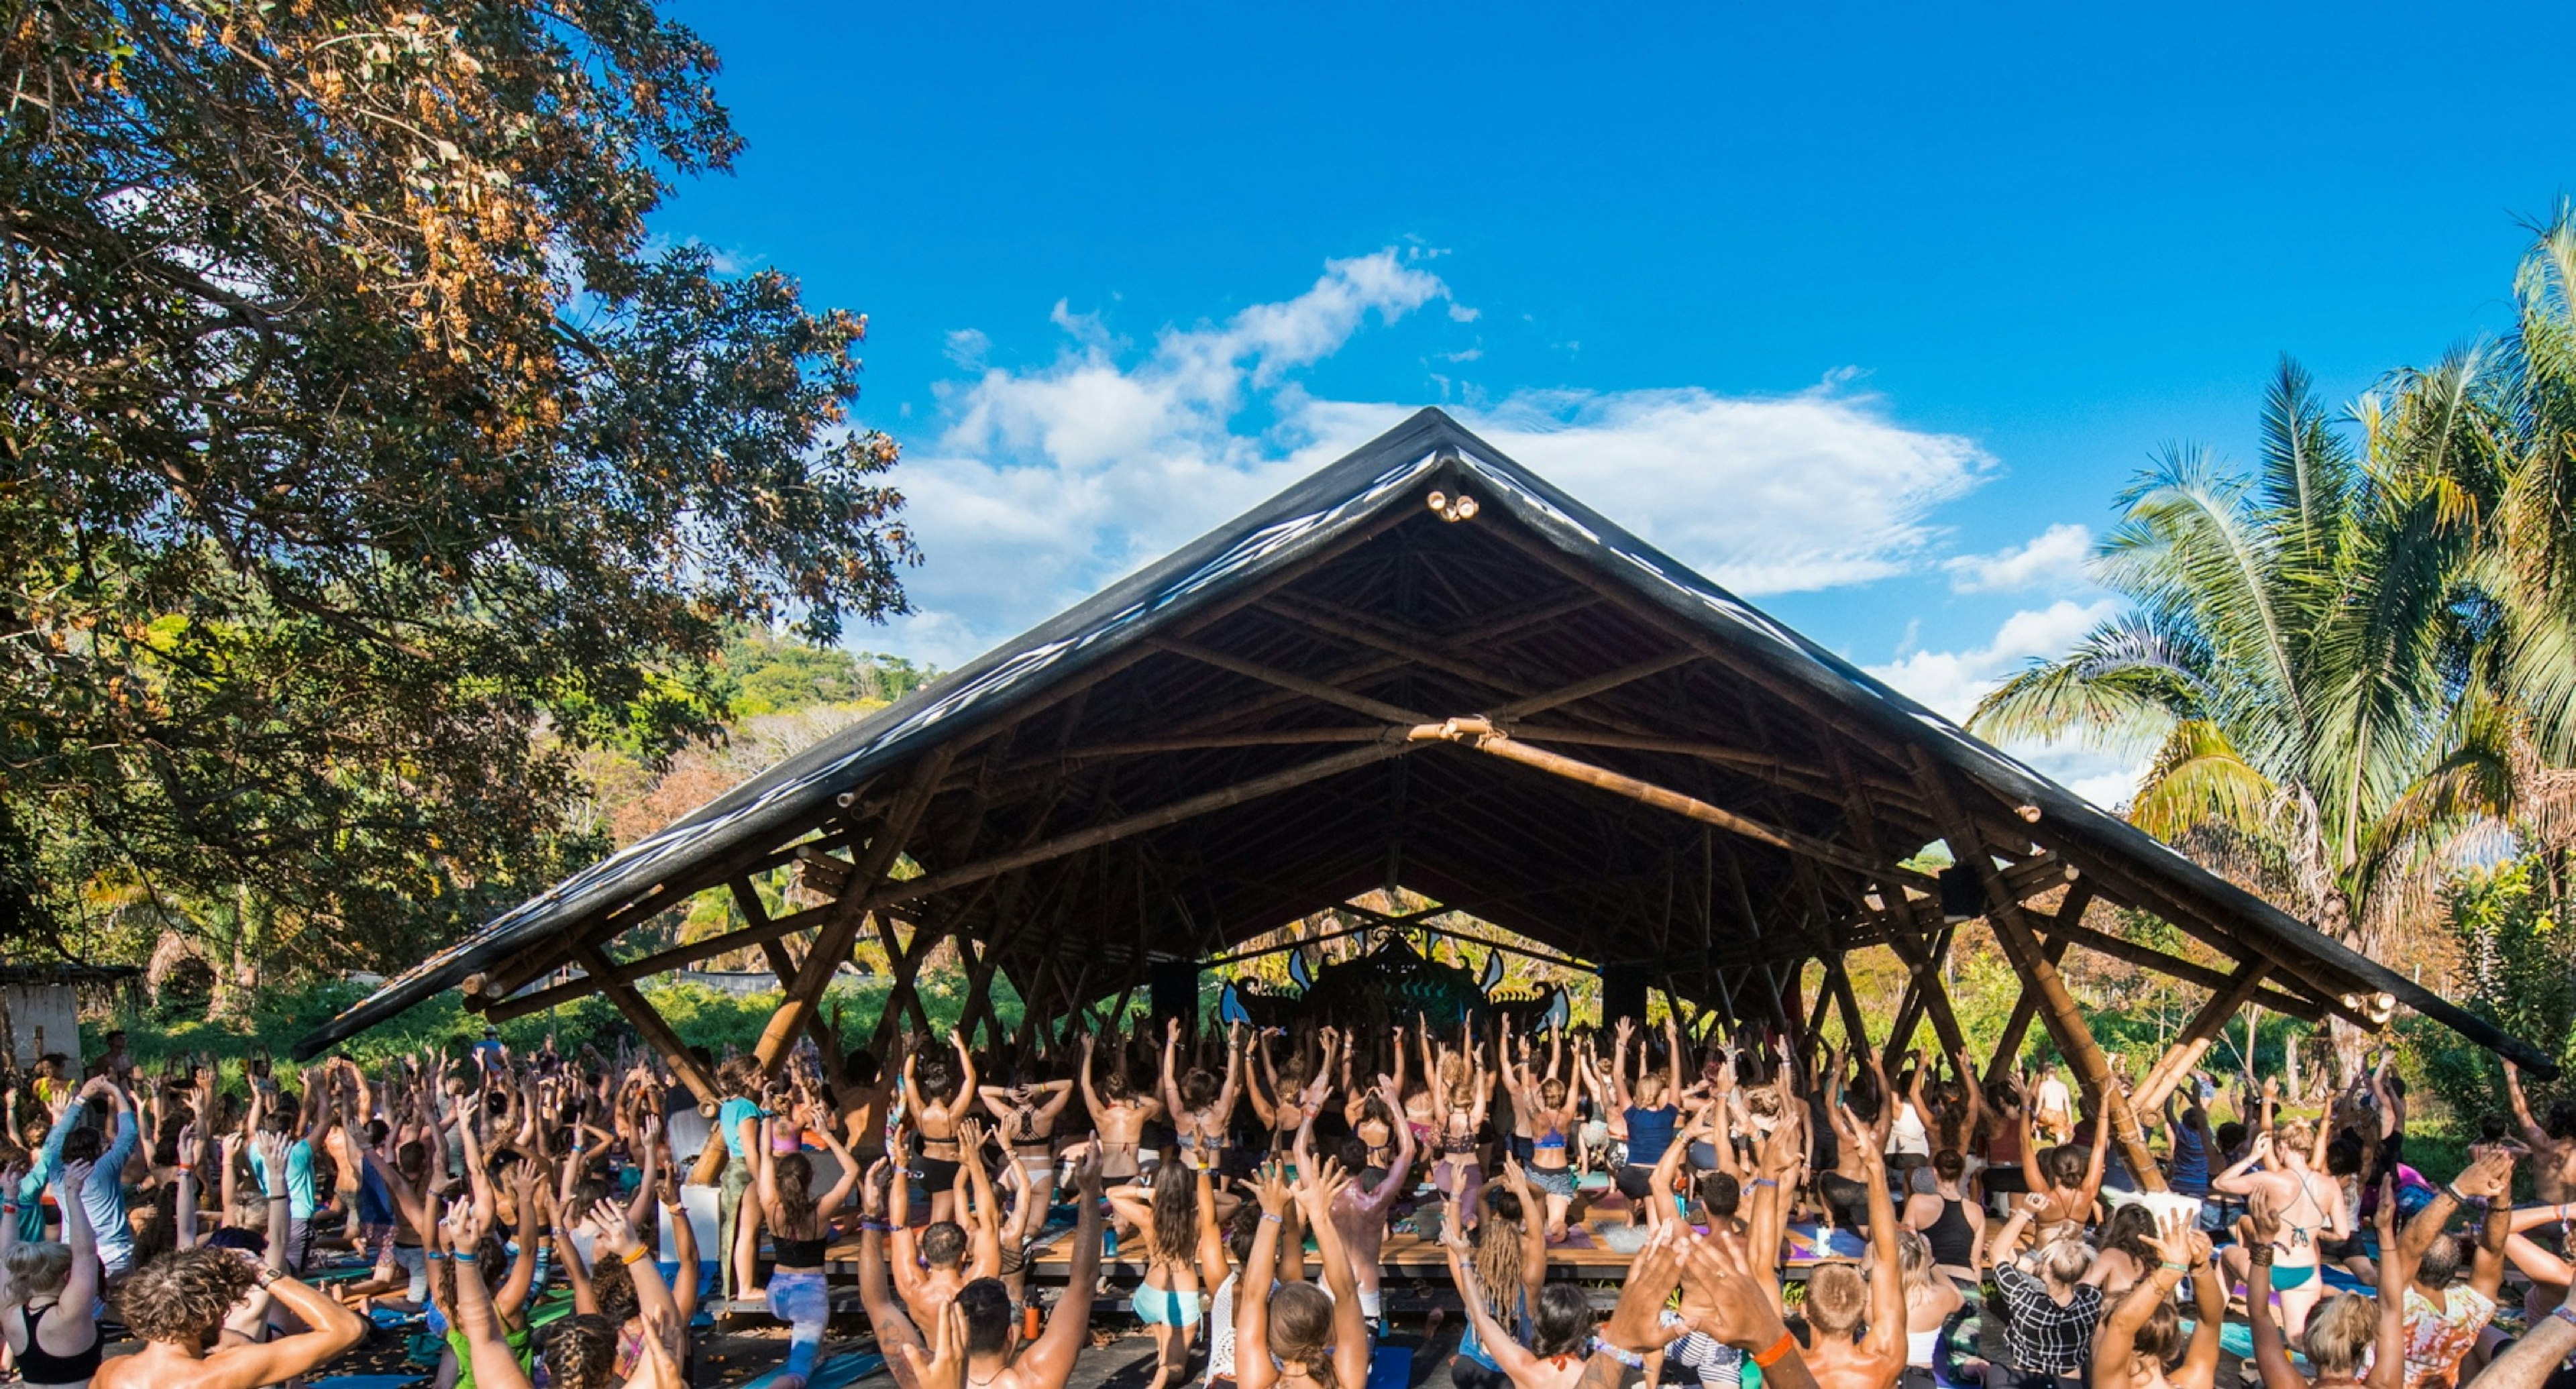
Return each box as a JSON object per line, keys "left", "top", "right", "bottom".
{"left": 980, "top": 1075, "right": 1075, "bottom": 1168}
{"left": 907, "top": 1031, "right": 979, "bottom": 1170}
{"left": 1083, "top": 1032, "right": 1161, "bottom": 1179}
{"left": 1163, "top": 1019, "right": 1245, "bottom": 1171}
{"left": 1255, "top": 1027, "right": 1336, "bottom": 1157}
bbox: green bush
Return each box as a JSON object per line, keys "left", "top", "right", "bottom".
{"left": 113, "top": 970, "right": 1022, "bottom": 1087}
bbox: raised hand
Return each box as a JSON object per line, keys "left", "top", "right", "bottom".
{"left": 1679, "top": 1230, "right": 1793, "bottom": 1352}
{"left": 1295, "top": 1156, "right": 1351, "bottom": 1221}
{"left": 2455, "top": 1146, "right": 2518, "bottom": 1200}
{"left": 57, "top": 1158, "right": 92, "bottom": 1196}
{"left": 1249, "top": 1160, "right": 1294, "bottom": 1217}
{"left": 582, "top": 1205, "right": 644, "bottom": 1260}
{"left": 2141, "top": 1207, "right": 2195, "bottom": 1268}
{"left": 255, "top": 1129, "right": 291, "bottom": 1180}
{"left": 1067, "top": 1141, "right": 1104, "bottom": 1197}
{"left": 900, "top": 1300, "right": 970, "bottom": 1389}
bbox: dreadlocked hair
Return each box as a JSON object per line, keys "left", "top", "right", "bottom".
{"left": 543, "top": 1312, "right": 623, "bottom": 1389}
{"left": 1472, "top": 1190, "right": 1525, "bottom": 1311}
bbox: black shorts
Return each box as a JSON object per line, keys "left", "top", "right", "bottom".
{"left": 913, "top": 1155, "right": 962, "bottom": 1189}
{"left": 1452, "top": 1359, "right": 1513, "bottom": 1389}
{"left": 1615, "top": 1163, "right": 1660, "bottom": 1204}
{"left": 1817, "top": 1172, "right": 1870, "bottom": 1230}
{"left": 1984, "top": 1164, "right": 2028, "bottom": 1194}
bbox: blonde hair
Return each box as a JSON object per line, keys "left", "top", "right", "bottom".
{"left": 2304, "top": 1294, "right": 2376, "bottom": 1378}
{"left": 1895, "top": 1227, "right": 1935, "bottom": 1296}
{"left": 1635, "top": 1073, "right": 1669, "bottom": 1107}
{"left": 3, "top": 1243, "right": 68, "bottom": 1304}
{"left": 1807, "top": 1264, "right": 1868, "bottom": 1338}
{"left": 2038, "top": 1235, "right": 2092, "bottom": 1287}
{"left": 2277, "top": 1119, "right": 2316, "bottom": 1155}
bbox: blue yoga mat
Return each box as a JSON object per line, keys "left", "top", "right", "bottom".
{"left": 312, "top": 1378, "right": 427, "bottom": 1389}
{"left": 1365, "top": 1345, "right": 1415, "bottom": 1389}
{"left": 739, "top": 1351, "right": 888, "bottom": 1389}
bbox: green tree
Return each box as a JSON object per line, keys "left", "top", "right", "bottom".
{"left": 0, "top": 1, "right": 914, "bottom": 986}
{"left": 1970, "top": 359, "right": 2510, "bottom": 1070}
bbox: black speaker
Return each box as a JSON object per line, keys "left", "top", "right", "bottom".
{"left": 1599, "top": 962, "right": 1648, "bottom": 1030}
{"left": 1148, "top": 959, "right": 1200, "bottom": 1032}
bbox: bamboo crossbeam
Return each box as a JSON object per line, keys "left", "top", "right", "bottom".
{"left": 1051, "top": 728, "right": 1393, "bottom": 760}
{"left": 1484, "top": 649, "right": 1700, "bottom": 720}
{"left": 751, "top": 744, "right": 958, "bottom": 1084}
{"left": 1416, "top": 720, "right": 1936, "bottom": 891}
{"left": 1474, "top": 517, "right": 1919, "bottom": 769}
{"left": 580, "top": 944, "right": 724, "bottom": 1111}
{"left": 733, "top": 879, "right": 843, "bottom": 1056}
{"left": 845, "top": 739, "right": 1426, "bottom": 924}
{"left": 2031, "top": 913, "right": 2328, "bottom": 1023}
{"left": 1152, "top": 639, "right": 1432, "bottom": 725}
{"left": 1499, "top": 726, "right": 1868, "bottom": 805}
{"left": 474, "top": 900, "right": 848, "bottom": 1022}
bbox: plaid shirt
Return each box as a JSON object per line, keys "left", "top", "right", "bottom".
{"left": 1994, "top": 1263, "right": 2102, "bottom": 1376}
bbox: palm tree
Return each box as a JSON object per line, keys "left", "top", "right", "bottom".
{"left": 1969, "top": 358, "right": 2513, "bottom": 1072}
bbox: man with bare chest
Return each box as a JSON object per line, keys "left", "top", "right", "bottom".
{"left": 2508, "top": 1062, "right": 2576, "bottom": 1211}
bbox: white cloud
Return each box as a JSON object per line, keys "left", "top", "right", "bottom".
{"left": 1946, "top": 522, "right": 2094, "bottom": 594}
{"left": 1453, "top": 388, "right": 1994, "bottom": 595}
{"left": 1869, "top": 598, "right": 2114, "bottom": 724}
{"left": 877, "top": 252, "right": 2000, "bottom": 668}
{"left": 1866, "top": 598, "right": 2145, "bottom": 810}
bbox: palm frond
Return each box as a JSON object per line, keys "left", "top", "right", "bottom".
{"left": 2130, "top": 720, "right": 2279, "bottom": 844}
{"left": 1966, "top": 612, "right": 2208, "bottom": 753}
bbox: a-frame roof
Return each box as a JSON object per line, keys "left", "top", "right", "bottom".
{"left": 294, "top": 408, "right": 2545, "bottom": 1072}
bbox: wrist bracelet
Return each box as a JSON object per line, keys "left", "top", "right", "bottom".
{"left": 1261, "top": 1211, "right": 1283, "bottom": 1223}
{"left": 453, "top": 1252, "right": 479, "bottom": 1263}
{"left": 1751, "top": 1330, "right": 1798, "bottom": 1368}
{"left": 2552, "top": 1304, "right": 2576, "bottom": 1332}
{"left": 620, "top": 1247, "right": 649, "bottom": 1266}
{"left": 2159, "top": 1261, "right": 2189, "bottom": 1273}
{"left": 427, "top": 1251, "right": 448, "bottom": 1261}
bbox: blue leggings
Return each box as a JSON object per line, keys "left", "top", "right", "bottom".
{"left": 769, "top": 1272, "right": 829, "bottom": 1381}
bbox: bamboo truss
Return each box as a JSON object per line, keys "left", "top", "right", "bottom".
{"left": 302, "top": 409, "right": 2548, "bottom": 1091}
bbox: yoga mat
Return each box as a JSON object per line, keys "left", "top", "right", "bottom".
{"left": 738, "top": 1351, "right": 888, "bottom": 1389}
{"left": 1365, "top": 1345, "right": 1415, "bottom": 1389}
{"left": 1783, "top": 1223, "right": 1869, "bottom": 1261}
{"left": 311, "top": 1378, "right": 425, "bottom": 1389}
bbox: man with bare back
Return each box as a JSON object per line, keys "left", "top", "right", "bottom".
{"left": 1297, "top": 1073, "right": 1417, "bottom": 1333}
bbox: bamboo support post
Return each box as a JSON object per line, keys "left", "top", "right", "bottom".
{"left": 579, "top": 944, "right": 723, "bottom": 1112}
{"left": 731, "top": 879, "right": 843, "bottom": 1058}
{"left": 1911, "top": 748, "right": 2164, "bottom": 1190}
{"left": 2135, "top": 961, "right": 2272, "bottom": 1113}
{"left": 753, "top": 745, "right": 958, "bottom": 1080}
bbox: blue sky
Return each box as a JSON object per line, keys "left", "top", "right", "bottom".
{"left": 659, "top": 1, "right": 2573, "bottom": 803}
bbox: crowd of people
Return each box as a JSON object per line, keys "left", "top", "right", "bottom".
{"left": 3, "top": 1012, "right": 2576, "bottom": 1389}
